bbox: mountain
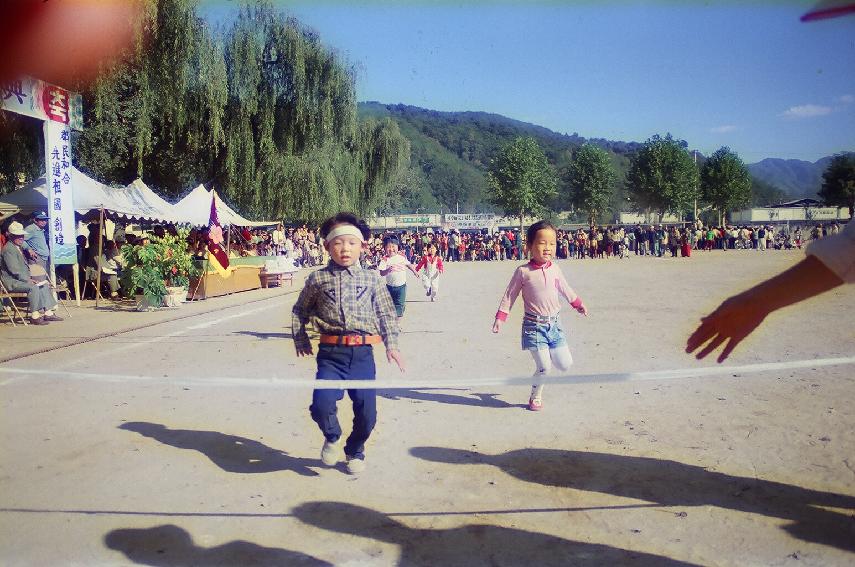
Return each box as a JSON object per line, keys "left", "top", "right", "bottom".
{"left": 358, "top": 102, "right": 638, "bottom": 214}
{"left": 360, "top": 101, "right": 850, "bottom": 212}
{"left": 745, "top": 156, "right": 846, "bottom": 199}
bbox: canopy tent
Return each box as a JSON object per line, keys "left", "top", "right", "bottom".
{"left": 0, "top": 168, "right": 177, "bottom": 224}
{"left": 171, "top": 184, "right": 275, "bottom": 227}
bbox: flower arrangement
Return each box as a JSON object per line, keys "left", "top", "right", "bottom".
{"left": 120, "top": 228, "right": 200, "bottom": 308}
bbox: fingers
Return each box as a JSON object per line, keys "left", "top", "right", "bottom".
{"left": 686, "top": 320, "right": 716, "bottom": 353}
{"left": 717, "top": 336, "right": 742, "bottom": 363}
{"left": 694, "top": 334, "right": 726, "bottom": 360}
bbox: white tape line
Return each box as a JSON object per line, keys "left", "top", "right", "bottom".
{"left": 1, "top": 356, "right": 853, "bottom": 389}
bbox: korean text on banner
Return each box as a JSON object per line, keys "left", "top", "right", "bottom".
{"left": 44, "top": 119, "right": 77, "bottom": 265}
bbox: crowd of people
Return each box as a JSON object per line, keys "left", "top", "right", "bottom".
{"left": 0, "top": 208, "right": 844, "bottom": 326}
{"left": 359, "top": 221, "right": 836, "bottom": 268}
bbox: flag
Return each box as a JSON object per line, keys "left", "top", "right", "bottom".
{"left": 207, "top": 194, "right": 231, "bottom": 278}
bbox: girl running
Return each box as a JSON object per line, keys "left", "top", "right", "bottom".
{"left": 492, "top": 220, "right": 588, "bottom": 411}
{"left": 414, "top": 244, "right": 444, "bottom": 302}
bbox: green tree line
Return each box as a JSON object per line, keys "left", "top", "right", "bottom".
{"left": 491, "top": 133, "right": 852, "bottom": 228}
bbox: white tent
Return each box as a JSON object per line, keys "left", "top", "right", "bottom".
{"left": 171, "top": 184, "right": 275, "bottom": 227}
{"left": 0, "top": 168, "right": 177, "bottom": 224}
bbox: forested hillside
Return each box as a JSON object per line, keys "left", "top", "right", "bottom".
{"left": 359, "top": 102, "right": 639, "bottom": 214}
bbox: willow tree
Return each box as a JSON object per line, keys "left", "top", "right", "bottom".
{"left": 74, "top": 0, "right": 228, "bottom": 193}
{"left": 3, "top": 0, "right": 409, "bottom": 220}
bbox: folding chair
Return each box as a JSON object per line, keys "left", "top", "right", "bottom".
{"left": 30, "top": 262, "right": 72, "bottom": 318}
{"left": 0, "top": 279, "right": 29, "bottom": 326}
{"left": 49, "top": 277, "right": 73, "bottom": 318}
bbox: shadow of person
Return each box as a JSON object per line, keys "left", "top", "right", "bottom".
{"left": 381, "top": 389, "right": 522, "bottom": 409}
{"left": 232, "top": 331, "right": 293, "bottom": 340}
{"left": 293, "top": 501, "right": 697, "bottom": 566}
{"left": 410, "top": 447, "right": 855, "bottom": 552}
{"left": 119, "top": 422, "right": 319, "bottom": 476}
{"left": 105, "top": 524, "right": 331, "bottom": 566}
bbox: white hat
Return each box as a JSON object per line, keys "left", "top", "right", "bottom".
{"left": 7, "top": 221, "right": 25, "bottom": 237}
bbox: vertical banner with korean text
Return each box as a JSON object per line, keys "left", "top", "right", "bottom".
{"left": 43, "top": 83, "right": 77, "bottom": 265}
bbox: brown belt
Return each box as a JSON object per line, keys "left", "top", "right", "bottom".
{"left": 319, "top": 334, "right": 382, "bottom": 346}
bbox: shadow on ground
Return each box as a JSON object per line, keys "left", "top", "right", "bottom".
{"left": 232, "top": 330, "right": 293, "bottom": 340}
{"left": 119, "top": 422, "right": 319, "bottom": 476}
{"left": 381, "top": 389, "right": 524, "bottom": 408}
{"left": 293, "top": 501, "right": 697, "bottom": 566}
{"left": 105, "top": 524, "right": 331, "bottom": 566}
{"left": 410, "top": 446, "right": 855, "bottom": 552}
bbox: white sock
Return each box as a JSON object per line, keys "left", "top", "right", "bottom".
{"left": 44, "top": 310, "right": 54, "bottom": 317}
{"left": 531, "top": 384, "right": 544, "bottom": 400}
{"left": 31, "top": 312, "right": 42, "bottom": 320}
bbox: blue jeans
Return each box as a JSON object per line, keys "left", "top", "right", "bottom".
{"left": 521, "top": 314, "right": 566, "bottom": 350}
{"left": 310, "top": 344, "right": 376, "bottom": 458}
{"left": 386, "top": 283, "right": 406, "bottom": 317}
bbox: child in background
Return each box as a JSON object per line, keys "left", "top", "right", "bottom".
{"left": 415, "top": 243, "right": 444, "bottom": 302}
{"left": 378, "top": 235, "right": 418, "bottom": 319}
{"left": 292, "top": 212, "right": 405, "bottom": 474}
{"left": 492, "top": 220, "right": 588, "bottom": 411}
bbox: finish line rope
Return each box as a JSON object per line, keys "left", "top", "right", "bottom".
{"left": 2, "top": 356, "right": 854, "bottom": 389}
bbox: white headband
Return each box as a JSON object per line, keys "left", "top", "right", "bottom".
{"left": 325, "top": 224, "right": 365, "bottom": 243}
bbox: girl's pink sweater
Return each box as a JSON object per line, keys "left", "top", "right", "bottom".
{"left": 495, "top": 260, "right": 578, "bottom": 321}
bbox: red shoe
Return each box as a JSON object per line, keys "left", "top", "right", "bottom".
{"left": 528, "top": 397, "right": 543, "bottom": 411}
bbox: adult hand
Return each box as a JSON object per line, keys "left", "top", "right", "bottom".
{"left": 686, "top": 292, "right": 769, "bottom": 363}
{"left": 686, "top": 255, "right": 843, "bottom": 363}
{"left": 387, "top": 349, "right": 406, "bottom": 372}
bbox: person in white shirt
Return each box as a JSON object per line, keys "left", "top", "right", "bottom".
{"left": 377, "top": 236, "right": 417, "bottom": 319}
{"left": 271, "top": 224, "right": 285, "bottom": 255}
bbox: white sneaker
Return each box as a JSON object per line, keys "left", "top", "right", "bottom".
{"left": 346, "top": 455, "right": 366, "bottom": 474}
{"left": 320, "top": 439, "right": 343, "bottom": 466}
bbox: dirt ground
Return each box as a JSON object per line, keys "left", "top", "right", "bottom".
{"left": 1, "top": 249, "right": 853, "bottom": 566}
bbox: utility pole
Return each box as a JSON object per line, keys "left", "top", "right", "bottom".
{"left": 693, "top": 150, "right": 699, "bottom": 223}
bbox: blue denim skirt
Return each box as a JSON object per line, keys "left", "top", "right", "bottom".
{"left": 521, "top": 314, "right": 566, "bottom": 351}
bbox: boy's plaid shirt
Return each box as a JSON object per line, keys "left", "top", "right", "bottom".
{"left": 291, "top": 261, "right": 400, "bottom": 352}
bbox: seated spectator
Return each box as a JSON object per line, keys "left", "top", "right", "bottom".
{"left": 1, "top": 222, "right": 63, "bottom": 324}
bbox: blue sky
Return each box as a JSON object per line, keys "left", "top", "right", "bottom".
{"left": 202, "top": 2, "right": 855, "bottom": 163}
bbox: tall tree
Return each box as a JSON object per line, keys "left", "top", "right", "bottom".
{"left": 564, "top": 143, "right": 615, "bottom": 225}
{"left": 626, "top": 134, "right": 699, "bottom": 222}
{"left": 487, "top": 136, "right": 556, "bottom": 242}
{"left": 819, "top": 153, "right": 855, "bottom": 218}
{"left": 700, "top": 147, "right": 751, "bottom": 226}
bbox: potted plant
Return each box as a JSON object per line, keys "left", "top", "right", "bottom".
{"left": 121, "top": 229, "right": 200, "bottom": 310}
{"left": 120, "top": 241, "right": 169, "bottom": 311}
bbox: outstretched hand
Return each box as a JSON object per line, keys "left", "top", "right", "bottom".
{"left": 387, "top": 349, "right": 406, "bottom": 372}
{"left": 492, "top": 319, "right": 502, "bottom": 333}
{"left": 686, "top": 292, "right": 769, "bottom": 363}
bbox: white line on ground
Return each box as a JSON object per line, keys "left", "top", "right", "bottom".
{"left": 52, "top": 299, "right": 289, "bottom": 371}
{"left": 1, "top": 355, "right": 853, "bottom": 389}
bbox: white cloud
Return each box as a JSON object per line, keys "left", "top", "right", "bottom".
{"left": 839, "top": 94, "right": 854, "bottom": 104}
{"left": 710, "top": 125, "right": 737, "bottom": 133}
{"left": 780, "top": 104, "right": 833, "bottom": 118}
